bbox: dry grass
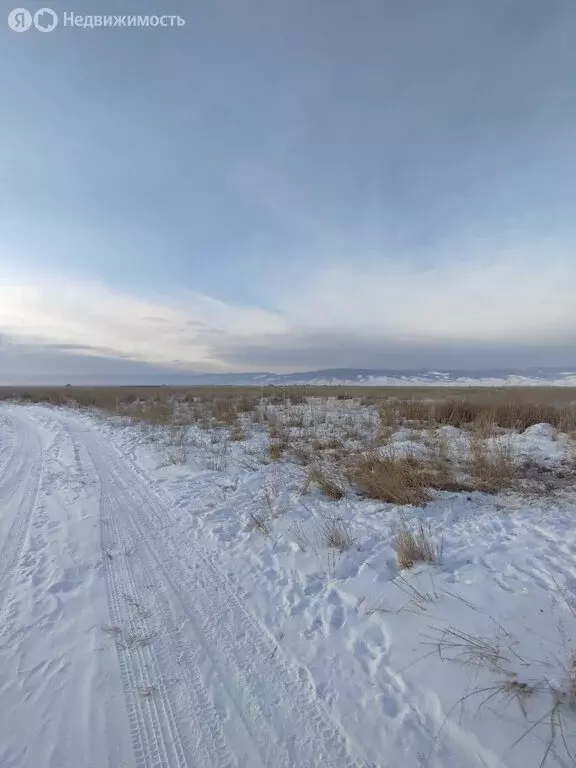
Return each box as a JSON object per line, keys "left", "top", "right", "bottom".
{"left": 312, "top": 437, "right": 343, "bottom": 452}
{"left": 424, "top": 433, "right": 473, "bottom": 493}
{"left": 426, "top": 621, "right": 576, "bottom": 768}
{"left": 5, "top": 384, "right": 575, "bottom": 499}
{"left": 229, "top": 424, "right": 246, "bottom": 441}
{"left": 429, "top": 625, "right": 510, "bottom": 673}
{"left": 4, "top": 384, "right": 576, "bottom": 445}
{"left": 268, "top": 441, "right": 287, "bottom": 460}
{"left": 159, "top": 424, "right": 188, "bottom": 466}
{"left": 377, "top": 394, "right": 576, "bottom": 433}
{"left": 204, "top": 432, "right": 230, "bottom": 470}
{"left": 248, "top": 509, "right": 272, "bottom": 536}
{"left": 129, "top": 399, "right": 173, "bottom": 425}
{"left": 291, "top": 445, "right": 314, "bottom": 466}
{"left": 347, "top": 452, "right": 433, "bottom": 505}
{"left": 313, "top": 509, "right": 354, "bottom": 552}
{"left": 306, "top": 466, "right": 345, "bottom": 500}
{"left": 395, "top": 523, "right": 439, "bottom": 569}
{"left": 467, "top": 435, "right": 519, "bottom": 492}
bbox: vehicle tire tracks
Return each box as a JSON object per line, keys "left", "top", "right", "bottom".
{"left": 62, "top": 423, "right": 238, "bottom": 768}
{"left": 64, "top": 417, "right": 360, "bottom": 768}
{"left": 0, "top": 410, "right": 44, "bottom": 622}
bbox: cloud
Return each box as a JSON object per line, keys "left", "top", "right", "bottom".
{"left": 0, "top": 276, "right": 287, "bottom": 372}
{"left": 1, "top": 245, "right": 575, "bottom": 381}
{"left": 209, "top": 330, "right": 576, "bottom": 372}
{"left": 0, "top": 338, "right": 191, "bottom": 385}
{"left": 275, "top": 250, "right": 576, "bottom": 343}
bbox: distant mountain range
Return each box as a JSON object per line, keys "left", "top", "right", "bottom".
{"left": 3, "top": 368, "right": 576, "bottom": 388}
{"left": 166, "top": 368, "right": 576, "bottom": 387}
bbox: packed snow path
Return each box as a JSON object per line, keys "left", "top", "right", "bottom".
{"left": 0, "top": 407, "right": 360, "bottom": 768}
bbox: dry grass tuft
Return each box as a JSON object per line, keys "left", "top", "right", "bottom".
{"left": 159, "top": 424, "right": 188, "bottom": 466}
{"left": 204, "top": 432, "right": 230, "bottom": 470}
{"left": 249, "top": 510, "right": 272, "bottom": 536}
{"left": 425, "top": 621, "right": 576, "bottom": 768}
{"left": 314, "top": 510, "right": 354, "bottom": 552}
{"left": 229, "top": 424, "right": 246, "bottom": 441}
{"left": 306, "top": 466, "right": 345, "bottom": 500}
{"left": 347, "top": 452, "right": 432, "bottom": 505}
{"left": 467, "top": 436, "right": 518, "bottom": 492}
{"left": 395, "top": 523, "right": 438, "bottom": 569}
{"left": 268, "top": 441, "right": 286, "bottom": 460}
{"left": 429, "top": 625, "right": 510, "bottom": 673}
{"left": 212, "top": 398, "right": 239, "bottom": 426}
{"left": 291, "top": 445, "right": 314, "bottom": 466}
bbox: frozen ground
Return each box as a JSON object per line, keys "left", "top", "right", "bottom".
{"left": 1, "top": 403, "right": 576, "bottom": 768}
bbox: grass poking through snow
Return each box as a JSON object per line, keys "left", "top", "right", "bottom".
{"left": 395, "top": 523, "right": 439, "bottom": 569}
{"left": 347, "top": 452, "right": 432, "bottom": 505}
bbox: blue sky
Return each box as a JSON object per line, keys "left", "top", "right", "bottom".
{"left": 1, "top": 0, "right": 576, "bottom": 381}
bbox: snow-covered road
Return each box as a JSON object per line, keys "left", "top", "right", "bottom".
{"left": 0, "top": 407, "right": 360, "bottom": 768}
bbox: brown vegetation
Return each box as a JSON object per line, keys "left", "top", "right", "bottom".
{"left": 4, "top": 384, "right": 575, "bottom": 500}
{"left": 347, "top": 453, "right": 433, "bottom": 505}
{"left": 395, "top": 523, "right": 439, "bottom": 569}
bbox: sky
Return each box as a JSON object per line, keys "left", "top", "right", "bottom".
{"left": 1, "top": 0, "right": 576, "bottom": 382}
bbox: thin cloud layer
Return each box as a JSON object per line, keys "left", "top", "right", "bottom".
{"left": 1, "top": 248, "right": 575, "bottom": 380}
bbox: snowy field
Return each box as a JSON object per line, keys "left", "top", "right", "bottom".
{"left": 1, "top": 392, "right": 576, "bottom": 768}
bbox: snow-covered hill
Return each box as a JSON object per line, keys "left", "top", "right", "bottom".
{"left": 174, "top": 368, "right": 576, "bottom": 387}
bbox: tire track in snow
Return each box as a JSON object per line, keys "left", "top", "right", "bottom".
{"left": 63, "top": 415, "right": 361, "bottom": 768}
{"left": 61, "top": 421, "right": 237, "bottom": 768}
{"left": 0, "top": 413, "right": 17, "bottom": 483}
{"left": 0, "top": 410, "right": 44, "bottom": 621}
{"left": 99, "top": 473, "right": 192, "bottom": 768}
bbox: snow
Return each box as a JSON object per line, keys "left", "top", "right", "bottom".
{"left": 1, "top": 403, "right": 576, "bottom": 767}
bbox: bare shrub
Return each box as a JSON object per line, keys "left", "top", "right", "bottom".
{"left": 347, "top": 452, "right": 432, "bottom": 505}
{"left": 395, "top": 523, "right": 438, "bottom": 569}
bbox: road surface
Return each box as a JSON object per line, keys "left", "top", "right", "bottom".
{"left": 0, "top": 406, "right": 361, "bottom": 768}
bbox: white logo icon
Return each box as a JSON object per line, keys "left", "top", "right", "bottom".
{"left": 7, "top": 7, "right": 58, "bottom": 32}
{"left": 33, "top": 7, "right": 58, "bottom": 31}
{"left": 7, "top": 8, "right": 32, "bottom": 31}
